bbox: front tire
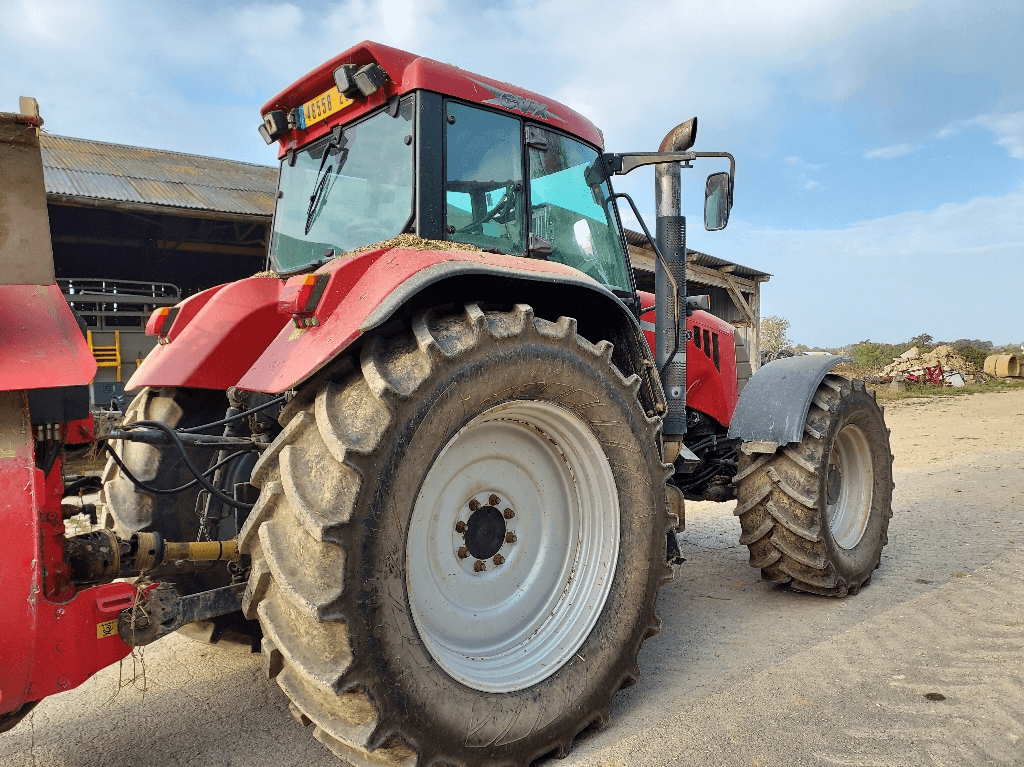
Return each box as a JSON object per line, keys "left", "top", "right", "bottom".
{"left": 100, "top": 387, "right": 259, "bottom": 647}
{"left": 100, "top": 387, "right": 230, "bottom": 586}
{"left": 734, "top": 375, "right": 893, "bottom": 596}
{"left": 240, "top": 303, "right": 673, "bottom": 766}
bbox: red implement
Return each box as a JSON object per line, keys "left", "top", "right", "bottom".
{"left": 0, "top": 108, "right": 135, "bottom": 727}
{"left": 0, "top": 393, "right": 136, "bottom": 722}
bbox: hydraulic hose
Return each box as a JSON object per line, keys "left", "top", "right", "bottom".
{"left": 131, "top": 420, "right": 255, "bottom": 510}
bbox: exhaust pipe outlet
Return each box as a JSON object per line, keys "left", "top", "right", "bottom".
{"left": 655, "top": 118, "right": 697, "bottom": 439}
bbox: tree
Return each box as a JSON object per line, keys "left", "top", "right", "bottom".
{"left": 908, "top": 333, "right": 934, "bottom": 347}
{"left": 761, "top": 315, "right": 793, "bottom": 353}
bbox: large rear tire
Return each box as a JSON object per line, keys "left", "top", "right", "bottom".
{"left": 240, "top": 303, "right": 674, "bottom": 766}
{"left": 734, "top": 375, "right": 893, "bottom": 596}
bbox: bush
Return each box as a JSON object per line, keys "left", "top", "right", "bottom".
{"left": 851, "top": 342, "right": 904, "bottom": 370}
{"left": 958, "top": 346, "right": 992, "bottom": 369}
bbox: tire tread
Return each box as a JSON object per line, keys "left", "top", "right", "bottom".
{"left": 734, "top": 374, "right": 893, "bottom": 597}
{"left": 246, "top": 302, "right": 669, "bottom": 766}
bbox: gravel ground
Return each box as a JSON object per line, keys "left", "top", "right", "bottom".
{"left": 3, "top": 389, "right": 1022, "bottom": 766}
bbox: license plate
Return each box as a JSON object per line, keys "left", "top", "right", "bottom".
{"left": 300, "top": 86, "right": 353, "bottom": 130}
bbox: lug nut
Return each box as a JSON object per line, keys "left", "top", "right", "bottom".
{"left": 455, "top": 521, "right": 467, "bottom": 534}
{"left": 489, "top": 494, "right": 500, "bottom": 506}
{"left": 503, "top": 508, "right": 515, "bottom": 519}
{"left": 505, "top": 532, "right": 516, "bottom": 544}
{"left": 458, "top": 546, "right": 469, "bottom": 559}
{"left": 474, "top": 560, "right": 486, "bottom": 572}
{"left": 468, "top": 500, "right": 480, "bottom": 512}
{"left": 493, "top": 554, "right": 504, "bottom": 566}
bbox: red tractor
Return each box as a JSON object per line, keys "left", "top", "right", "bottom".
{"left": 1, "top": 44, "right": 893, "bottom": 765}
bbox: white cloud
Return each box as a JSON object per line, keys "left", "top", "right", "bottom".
{"left": 713, "top": 186, "right": 1024, "bottom": 345}
{"left": 864, "top": 142, "right": 916, "bottom": 159}
{"left": 234, "top": 4, "right": 306, "bottom": 60}
{"left": 786, "top": 156, "right": 801, "bottom": 165}
{"left": 5, "top": 0, "right": 108, "bottom": 48}
{"left": 975, "top": 110, "right": 1024, "bottom": 160}
{"left": 804, "top": 180, "right": 820, "bottom": 189}
{"left": 3, "top": 0, "right": 1022, "bottom": 165}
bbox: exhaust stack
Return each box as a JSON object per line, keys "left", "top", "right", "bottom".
{"left": 654, "top": 118, "right": 697, "bottom": 439}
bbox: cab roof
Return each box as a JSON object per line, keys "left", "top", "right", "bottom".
{"left": 260, "top": 41, "right": 603, "bottom": 158}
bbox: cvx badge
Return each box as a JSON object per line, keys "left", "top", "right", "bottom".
{"left": 470, "top": 79, "right": 564, "bottom": 122}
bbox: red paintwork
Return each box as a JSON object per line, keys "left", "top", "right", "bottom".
{"left": 130, "top": 247, "right": 591, "bottom": 394}
{"left": 145, "top": 305, "right": 173, "bottom": 337}
{"left": 241, "top": 248, "right": 585, "bottom": 393}
{"left": 262, "top": 41, "right": 604, "bottom": 158}
{"left": 128, "top": 277, "right": 287, "bottom": 391}
{"left": 0, "top": 393, "right": 136, "bottom": 718}
{"left": 0, "top": 284, "right": 96, "bottom": 392}
{"left": 147, "top": 283, "right": 224, "bottom": 340}
{"left": 63, "top": 417, "right": 95, "bottom": 445}
{"left": 638, "top": 291, "right": 738, "bottom": 428}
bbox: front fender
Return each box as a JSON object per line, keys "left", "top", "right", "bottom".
{"left": 128, "top": 277, "right": 287, "bottom": 391}
{"left": 726, "top": 355, "right": 851, "bottom": 446}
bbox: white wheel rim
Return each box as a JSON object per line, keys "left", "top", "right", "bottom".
{"left": 827, "top": 423, "right": 874, "bottom": 549}
{"left": 406, "top": 399, "right": 619, "bottom": 693}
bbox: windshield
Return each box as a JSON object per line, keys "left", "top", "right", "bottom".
{"left": 528, "top": 130, "right": 631, "bottom": 292}
{"left": 270, "top": 97, "right": 414, "bottom": 273}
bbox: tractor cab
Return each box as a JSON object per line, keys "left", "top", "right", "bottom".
{"left": 261, "top": 42, "right": 635, "bottom": 299}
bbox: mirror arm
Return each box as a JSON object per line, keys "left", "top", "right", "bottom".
{"left": 601, "top": 151, "right": 695, "bottom": 177}
{"left": 600, "top": 151, "right": 735, "bottom": 204}
{"left": 692, "top": 152, "right": 736, "bottom": 204}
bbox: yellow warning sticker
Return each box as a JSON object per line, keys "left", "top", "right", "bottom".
{"left": 97, "top": 619, "right": 118, "bottom": 639}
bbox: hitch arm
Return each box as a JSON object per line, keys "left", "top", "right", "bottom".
{"left": 118, "top": 583, "right": 246, "bottom": 647}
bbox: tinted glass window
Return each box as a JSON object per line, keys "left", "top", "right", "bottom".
{"left": 270, "top": 98, "right": 414, "bottom": 273}
{"left": 529, "top": 130, "right": 630, "bottom": 292}
{"left": 444, "top": 102, "right": 524, "bottom": 254}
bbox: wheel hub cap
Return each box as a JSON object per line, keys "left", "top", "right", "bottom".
{"left": 827, "top": 423, "right": 874, "bottom": 550}
{"left": 406, "top": 399, "right": 620, "bottom": 693}
{"left": 464, "top": 505, "right": 506, "bottom": 560}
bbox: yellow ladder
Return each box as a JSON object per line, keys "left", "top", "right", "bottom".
{"left": 87, "top": 330, "right": 122, "bottom": 382}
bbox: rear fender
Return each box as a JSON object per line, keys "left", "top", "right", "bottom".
{"left": 726, "top": 354, "right": 851, "bottom": 447}
{"left": 235, "top": 249, "right": 665, "bottom": 418}
{"left": 129, "top": 248, "right": 665, "bottom": 418}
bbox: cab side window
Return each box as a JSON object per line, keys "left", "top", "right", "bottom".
{"left": 444, "top": 102, "right": 524, "bottom": 254}
{"left": 528, "top": 128, "right": 631, "bottom": 292}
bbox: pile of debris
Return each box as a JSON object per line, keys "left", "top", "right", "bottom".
{"left": 882, "top": 345, "right": 988, "bottom": 390}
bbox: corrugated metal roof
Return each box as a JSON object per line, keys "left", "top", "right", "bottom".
{"left": 40, "top": 134, "right": 277, "bottom": 217}
{"left": 624, "top": 227, "right": 770, "bottom": 280}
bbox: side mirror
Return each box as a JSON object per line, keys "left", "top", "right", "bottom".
{"left": 704, "top": 172, "right": 731, "bottom": 231}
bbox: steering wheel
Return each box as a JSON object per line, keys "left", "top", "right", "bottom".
{"left": 455, "top": 187, "right": 514, "bottom": 234}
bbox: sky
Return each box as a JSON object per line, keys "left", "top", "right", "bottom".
{"left": 2, "top": 0, "right": 1022, "bottom": 347}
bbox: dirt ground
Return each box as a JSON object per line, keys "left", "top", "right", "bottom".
{"left": 3, "top": 390, "right": 1022, "bottom": 766}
